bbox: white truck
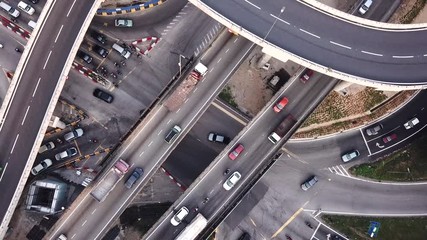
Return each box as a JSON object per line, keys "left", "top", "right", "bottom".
{"left": 268, "top": 115, "right": 297, "bottom": 144}
{"left": 174, "top": 213, "right": 208, "bottom": 240}
{"left": 90, "top": 159, "right": 130, "bottom": 202}
{"left": 164, "top": 62, "right": 208, "bottom": 111}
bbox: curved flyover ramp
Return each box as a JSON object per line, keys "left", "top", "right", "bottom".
{"left": 190, "top": 0, "right": 427, "bottom": 90}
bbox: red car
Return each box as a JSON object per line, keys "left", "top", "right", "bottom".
{"left": 300, "top": 69, "right": 314, "bottom": 83}
{"left": 273, "top": 97, "right": 289, "bottom": 113}
{"left": 382, "top": 133, "right": 397, "bottom": 143}
{"left": 228, "top": 144, "right": 244, "bottom": 160}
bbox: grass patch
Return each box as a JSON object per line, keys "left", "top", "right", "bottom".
{"left": 401, "top": 0, "right": 427, "bottom": 24}
{"left": 120, "top": 202, "right": 172, "bottom": 236}
{"left": 350, "top": 135, "right": 427, "bottom": 181}
{"left": 364, "top": 88, "right": 387, "bottom": 111}
{"left": 219, "top": 86, "right": 238, "bottom": 108}
{"left": 322, "top": 215, "right": 427, "bottom": 240}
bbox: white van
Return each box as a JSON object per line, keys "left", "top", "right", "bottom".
{"left": 28, "top": 20, "right": 36, "bottom": 30}
{"left": 17, "top": 1, "right": 35, "bottom": 15}
{"left": 0, "top": 1, "right": 20, "bottom": 18}
{"left": 358, "top": 0, "right": 373, "bottom": 15}
{"left": 112, "top": 43, "right": 131, "bottom": 59}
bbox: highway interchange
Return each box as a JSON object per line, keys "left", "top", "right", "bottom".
{"left": 0, "top": 0, "right": 426, "bottom": 239}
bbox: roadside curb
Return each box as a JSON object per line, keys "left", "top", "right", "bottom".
{"left": 131, "top": 37, "right": 161, "bottom": 55}
{"left": 96, "top": 0, "right": 166, "bottom": 16}
{"left": 160, "top": 167, "right": 186, "bottom": 191}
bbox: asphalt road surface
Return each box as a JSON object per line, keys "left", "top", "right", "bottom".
{"left": 198, "top": 0, "right": 427, "bottom": 85}
{"left": 0, "top": 0, "right": 97, "bottom": 232}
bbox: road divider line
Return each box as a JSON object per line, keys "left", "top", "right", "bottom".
{"left": 32, "top": 77, "right": 41, "bottom": 97}
{"left": 54, "top": 25, "right": 64, "bottom": 43}
{"left": 43, "top": 51, "right": 52, "bottom": 70}
{"left": 10, "top": 134, "right": 19, "bottom": 154}
{"left": 271, "top": 208, "right": 304, "bottom": 238}
{"left": 361, "top": 50, "right": 383, "bottom": 57}
{"left": 299, "top": 28, "right": 320, "bottom": 39}
{"left": 392, "top": 55, "right": 414, "bottom": 59}
{"left": 91, "top": 209, "right": 96, "bottom": 215}
{"left": 67, "top": 0, "right": 77, "bottom": 17}
{"left": 270, "top": 14, "right": 290, "bottom": 25}
{"left": 21, "top": 106, "right": 30, "bottom": 125}
{"left": 330, "top": 41, "right": 351, "bottom": 49}
{"left": 0, "top": 162, "right": 8, "bottom": 181}
{"left": 244, "top": 0, "right": 261, "bottom": 10}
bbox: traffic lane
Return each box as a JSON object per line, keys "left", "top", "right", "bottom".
{"left": 202, "top": 0, "right": 427, "bottom": 84}
{"left": 163, "top": 104, "right": 245, "bottom": 187}
{"left": 0, "top": 0, "right": 96, "bottom": 222}
{"left": 305, "top": 173, "right": 427, "bottom": 214}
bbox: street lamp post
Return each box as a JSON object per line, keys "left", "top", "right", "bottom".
{"left": 262, "top": 7, "right": 285, "bottom": 43}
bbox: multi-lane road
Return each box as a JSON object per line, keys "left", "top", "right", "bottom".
{"left": 0, "top": 0, "right": 98, "bottom": 236}
{"left": 194, "top": 0, "right": 427, "bottom": 86}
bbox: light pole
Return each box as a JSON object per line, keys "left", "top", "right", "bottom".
{"left": 171, "top": 51, "right": 188, "bottom": 77}
{"left": 263, "top": 7, "right": 285, "bottom": 43}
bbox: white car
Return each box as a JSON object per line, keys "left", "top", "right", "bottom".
{"left": 64, "top": 128, "right": 83, "bottom": 142}
{"left": 55, "top": 147, "right": 77, "bottom": 160}
{"left": 404, "top": 117, "right": 419, "bottom": 129}
{"left": 358, "top": 0, "right": 373, "bottom": 15}
{"left": 341, "top": 150, "right": 360, "bottom": 163}
{"left": 17, "top": 1, "right": 35, "bottom": 15}
{"left": 170, "top": 206, "right": 189, "bottom": 226}
{"left": 223, "top": 171, "right": 241, "bottom": 191}
{"left": 38, "top": 141, "right": 55, "bottom": 154}
{"left": 114, "top": 19, "right": 133, "bottom": 27}
{"left": 31, "top": 159, "right": 52, "bottom": 175}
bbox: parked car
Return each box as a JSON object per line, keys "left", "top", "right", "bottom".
{"left": 31, "top": 159, "right": 53, "bottom": 175}
{"left": 93, "top": 88, "right": 114, "bottom": 103}
{"left": 165, "top": 125, "right": 181, "bottom": 143}
{"left": 358, "top": 0, "right": 373, "bottom": 15}
{"left": 366, "top": 124, "right": 382, "bottom": 136}
{"left": 55, "top": 147, "right": 77, "bottom": 160}
{"left": 404, "top": 117, "right": 419, "bottom": 129}
{"left": 115, "top": 19, "right": 133, "bottom": 27}
{"left": 64, "top": 128, "right": 84, "bottom": 142}
{"left": 17, "top": 1, "right": 35, "bottom": 15}
{"left": 223, "top": 171, "right": 242, "bottom": 190}
{"left": 38, "top": 141, "right": 55, "bottom": 154}
{"left": 301, "top": 175, "right": 318, "bottom": 191}
{"left": 77, "top": 50, "right": 93, "bottom": 64}
{"left": 382, "top": 133, "right": 397, "bottom": 143}
{"left": 93, "top": 45, "right": 108, "bottom": 58}
{"left": 273, "top": 96, "right": 289, "bottom": 113}
{"left": 341, "top": 150, "right": 360, "bottom": 162}
{"left": 125, "top": 167, "right": 144, "bottom": 189}
{"left": 170, "top": 206, "right": 189, "bottom": 226}
{"left": 300, "top": 69, "right": 314, "bottom": 83}
{"left": 207, "top": 132, "right": 230, "bottom": 144}
{"left": 228, "top": 144, "right": 244, "bottom": 160}
{"left": 91, "top": 31, "right": 106, "bottom": 45}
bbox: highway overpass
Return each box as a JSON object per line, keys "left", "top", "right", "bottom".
{"left": 189, "top": 0, "right": 427, "bottom": 90}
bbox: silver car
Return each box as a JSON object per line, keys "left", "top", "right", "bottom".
{"left": 114, "top": 19, "right": 133, "bottom": 27}
{"left": 341, "top": 150, "right": 360, "bottom": 162}
{"left": 223, "top": 171, "right": 242, "bottom": 191}
{"left": 301, "top": 176, "right": 318, "bottom": 191}
{"left": 365, "top": 124, "right": 382, "bottom": 136}
{"left": 31, "top": 159, "right": 52, "bottom": 175}
{"left": 64, "top": 128, "right": 84, "bottom": 142}
{"left": 38, "top": 141, "right": 55, "bottom": 154}
{"left": 55, "top": 147, "right": 77, "bottom": 160}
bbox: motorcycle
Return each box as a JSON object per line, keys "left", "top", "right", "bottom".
{"left": 223, "top": 168, "right": 230, "bottom": 175}
{"left": 0, "top": 43, "right": 3, "bottom": 49}
{"left": 306, "top": 221, "right": 313, "bottom": 229}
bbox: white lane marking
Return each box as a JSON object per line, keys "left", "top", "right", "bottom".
{"left": 148, "top": 141, "right": 153, "bottom": 147}
{"left": 91, "top": 209, "right": 97, "bottom": 215}
{"left": 360, "top": 128, "right": 372, "bottom": 155}
{"left": 54, "top": 25, "right": 64, "bottom": 43}
{"left": 81, "top": 220, "right": 87, "bottom": 226}
{"left": 225, "top": 49, "right": 229, "bottom": 53}
{"left": 193, "top": 87, "right": 198, "bottom": 93}
{"left": 71, "top": 234, "right": 76, "bottom": 239}
{"left": 330, "top": 41, "right": 351, "bottom": 49}
{"left": 423, "top": 54, "right": 427, "bottom": 57}
{"left": 157, "top": 129, "right": 163, "bottom": 135}
{"left": 139, "top": 151, "right": 145, "bottom": 157}
{"left": 270, "top": 13, "right": 290, "bottom": 25}
{"left": 393, "top": 55, "right": 414, "bottom": 59}
{"left": 43, "top": 51, "right": 52, "bottom": 70}
{"left": 32, "top": 77, "right": 41, "bottom": 97}
{"left": 340, "top": 165, "right": 350, "bottom": 176}
{"left": 184, "top": 98, "right": 189, "bottom": 103}
{"left": 361, "top": 50, "right": 383, "bottom": 57}
{"left": 299, "top": 28, "right": 320, "bottom": 39}
{"left": 21, "top": 106, "right": 30, "bottom": 125}
{"left": 67, "top": 0, "right": 77, "bottom": 17}
{"left": 217, "top": 58, "right": 222, "bottom": 63}
{"left": 167, "top": 119, "right": 171, "bottom": 124}
{"left": 10, "top": 134, "right": 19, "bottom": 154}
{"left": 0, "top": 162, "right": 8, "bottom": 181}
{"left": 234, "top": 38, "right": 238, "bottom": 43}
{"left": 244, "top": 0, "right": 261, "bottom": 9}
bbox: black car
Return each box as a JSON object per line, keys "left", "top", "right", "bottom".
{"left": 208, "top": 132, "right": 230, "bottom": 144}
{"left": 93, "top": 45, "right": 108, "bottom": 58}
{"left": 91, "top": 31, "right": 107, "bottom": 45}
{"left": 77, "top": 50, "right": 93, "bottom": 64}
{"left": 125, "top": 167, "right": 144, "bottom": 189}
{"left": 93, "top": 89, "right": 114, "bottom": 103}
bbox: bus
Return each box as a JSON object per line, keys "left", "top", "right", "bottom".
{"left": 175, "top": 213, "right": 208, "bottom": 240}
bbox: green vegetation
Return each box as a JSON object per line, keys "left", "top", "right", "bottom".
{"left": 401, "top": 0, "right": 427, "bottom": 24}
{"left": 350, "top": 135, "right": 427, "bottom": 181}
{"left": 364, "top": 88, "right": 387, "bottom": 111}
{"left": 322, "top": 215, "right": 427, "bottom": 240}
{"left": 219, "top": 86, "right": 238, "bottom": 108}
{"left": 120, "top": 202, "right": 172, "bottom": 236}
